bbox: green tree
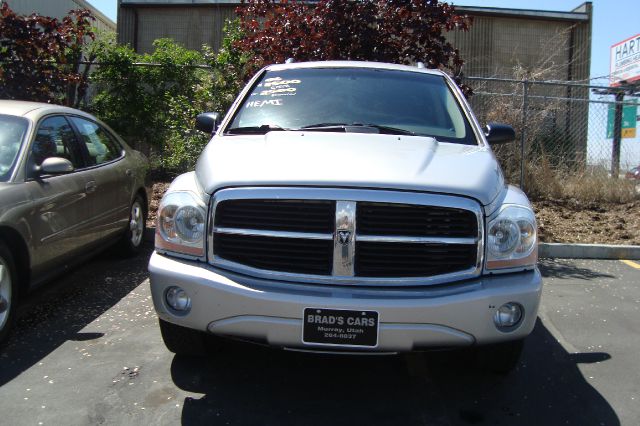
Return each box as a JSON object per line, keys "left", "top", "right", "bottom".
{"left": 235, "top": 0, "right": 473, "bottom": 95}
{"left": 90, "top": 23, "right": 249, "bottom": 173}
{"left": 0, "top": 3, "right": 95, "bottom": 106}
{"left": 90, "top": 38, "right": 211, "bottom": 171}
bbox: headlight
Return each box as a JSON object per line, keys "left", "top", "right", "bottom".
{"left": 486, "top": 205, "right": 537, "bottom": 270}
{"left": 155, "top": 191, "right": 206, "bottom": 258}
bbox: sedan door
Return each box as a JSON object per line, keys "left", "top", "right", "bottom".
{"left": 67, "top": 116, "right": 131, "bottom": 241}
{"left": 23, "top": 115, "right": 96, "bottom": 278}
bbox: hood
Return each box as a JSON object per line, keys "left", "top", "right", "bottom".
{"left": 195, "top": 132, "right": 504, "bottom": 205}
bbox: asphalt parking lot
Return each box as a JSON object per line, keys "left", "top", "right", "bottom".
{"left": 0, "top": 243, "right": 638, "bottom": 426}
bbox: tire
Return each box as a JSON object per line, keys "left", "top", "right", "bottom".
{"left": 0, "top": 241, "right": 18, "bottom": 345}
{"left": 159, "top": 319, "right": 207, "bottom": 356}
{"left": 119, "top": 195, "right": 146, "bottom": 257}
{"left": 473, "top": 339, "right": 524, "bottom": 375}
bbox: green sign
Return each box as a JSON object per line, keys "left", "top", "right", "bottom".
{"left": 607, "top": 101, "right": 638, "bottom": 139}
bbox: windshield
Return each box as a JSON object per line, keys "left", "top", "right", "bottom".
{"left": 227, "top": 67, "right": 476, "bottom": 144}
{"left": 0, "top": 114, "right": 29, "bottom": 182}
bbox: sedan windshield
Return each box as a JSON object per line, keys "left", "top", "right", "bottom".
{"left": 0, "top": 114, "right": 29, "bottom": 182}
{"left": 227, "top": 67, "right": 476, "bottom": 144}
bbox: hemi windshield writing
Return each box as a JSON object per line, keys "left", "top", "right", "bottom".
{"left": 227, "top": 68, "right": 476, "bottom": 144}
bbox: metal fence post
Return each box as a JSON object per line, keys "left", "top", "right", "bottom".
{"left": 611, "top": 91, "right": 624, "bottom": 179}
{"left": 520, "top": 80, "right": 529, "bottom": 190}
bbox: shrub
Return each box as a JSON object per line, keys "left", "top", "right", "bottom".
{"left": 90, "top": 22, "right": 249, "bottom": 174}
{"left": 90, "top": 38, "right": 210, "bottom": 172}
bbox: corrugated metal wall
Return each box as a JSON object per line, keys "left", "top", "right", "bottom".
{"left": 447, "top": 16, "right": 590, "bottom": 82}
{"left": 118, "top": 5, "right": 237, "bottom": 53}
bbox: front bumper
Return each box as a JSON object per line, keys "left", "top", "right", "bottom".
{"left": 149, "top": 252, "right": 542, "bottom": 352}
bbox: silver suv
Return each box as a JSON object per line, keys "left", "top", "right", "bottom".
{"left": 149, "top": 61, "right": 541, "bottom": 373}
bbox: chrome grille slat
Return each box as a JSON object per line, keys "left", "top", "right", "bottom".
{"left": 213, "top": 227, "right": 333, "bottom": 240}
{"left": 208, "top": 188, "right": 484, "bottom": 287}
{"left": 356, "top": 235, "right": 477, "bottom": 245}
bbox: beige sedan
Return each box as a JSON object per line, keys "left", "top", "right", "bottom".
{"left": 0, "top": 100, "right": 149, "bottom": 343}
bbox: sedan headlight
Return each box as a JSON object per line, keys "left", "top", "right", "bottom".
{"left": 155, "top": 191, "right": 206, "bottom": 258}
{"left": 486, "top": 205, "right": 537, "bottom": 270}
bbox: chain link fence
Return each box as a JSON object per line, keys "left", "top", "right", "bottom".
{"left": 463, "top": 76, "right": 640, "bottom": 193}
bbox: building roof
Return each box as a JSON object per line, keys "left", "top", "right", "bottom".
{"left": 455, "top": 4, "right": 590, "bottom": 22}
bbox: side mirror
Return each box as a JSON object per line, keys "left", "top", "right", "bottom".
{"left": 485, "top": 122, "right": 516, "bottom": 145}
{"left": 195, "top": 112, "right": 221, "bottom": 134}
{"left": 39, "top": 157, "right": 74, "bottom": 175}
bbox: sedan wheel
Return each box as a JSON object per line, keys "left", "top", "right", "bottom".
{"left": 129, "top": 200, "right": 144, "bottom": 248}
{"left": 118, "top": 195, "right": 147, "bottom": 257}
{"left": 0, "top": 242, "right": 17, "bottom": 344}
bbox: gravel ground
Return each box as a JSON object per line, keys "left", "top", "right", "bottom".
{"left": 147, "top": 182, "right": 640, "bottom": 245}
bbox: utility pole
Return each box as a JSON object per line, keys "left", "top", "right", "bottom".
{"left": 593, "top": 83, "right": 639, "bottom": 179}
{"left": 611, "top": 91, "right": 624, "bottom": 179}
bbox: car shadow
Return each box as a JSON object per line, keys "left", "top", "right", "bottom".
{"left": 538, "top": 258, "right": 616, "bottom": 280}
{"left": 171, "top": 319, "right": 619, "bottom": 425}
{"left": 0, "top": 242, "right": 153, "bottom": 386}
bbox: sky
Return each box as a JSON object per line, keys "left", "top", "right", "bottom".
{"left": 86, "top": 0, "right": 639, "bottom": 83}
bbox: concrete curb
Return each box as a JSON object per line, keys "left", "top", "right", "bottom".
{"left": 539, "top": 243, "right": 640, "bottom": 260}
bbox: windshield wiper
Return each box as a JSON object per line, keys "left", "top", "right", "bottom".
{"left": 225, "top": 124, "right": 289, "bottom": 135}
{"left": 298, "top": 122, "right": 417, "bottom": 136}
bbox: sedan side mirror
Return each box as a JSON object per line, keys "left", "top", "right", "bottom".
{"left": 39, "top": 157, "right": 74, "bottom": 175}
{"left": 485, "top": 123, "right": 516, "bottom": 145}
{"left": 195, "top": 112, "right": 221, "bottom": 134}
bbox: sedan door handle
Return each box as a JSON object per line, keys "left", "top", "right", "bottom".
{"left": 85, "top": 181, "right": 97, "bottom": 193}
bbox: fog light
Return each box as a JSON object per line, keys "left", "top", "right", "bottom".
{"left": 165, "top": 286, "right": 191, "bottom": 312}
{"left": 494, "top": 302, "right": 523, "bottom": 329}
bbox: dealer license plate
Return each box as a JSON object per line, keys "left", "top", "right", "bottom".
{"left": 302, "top": 308, "right": 379, "bottom": 347}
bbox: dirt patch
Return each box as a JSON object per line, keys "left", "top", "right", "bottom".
{"left": 534, "top": 199, "right": 640, "bottom": 245}
{"left": 147, "top": 182, "right": 640, "bottom": 245}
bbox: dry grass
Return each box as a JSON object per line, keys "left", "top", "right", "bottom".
{"left": 522, "top": 159, "right": 639, "bottom": 203}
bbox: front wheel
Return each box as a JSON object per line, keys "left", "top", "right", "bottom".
{"left": 119, "top": 195, "right": 146, "bottom": 257}
{"left": 0, "top": 242, "right": 18, "bottom": 345}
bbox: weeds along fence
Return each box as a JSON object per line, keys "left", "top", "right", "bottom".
{"left": 462, "top": 76, "right": 640, "bottom": 199}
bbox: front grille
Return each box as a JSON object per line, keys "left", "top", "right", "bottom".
{"left": 215, "top": 233, "right": 333, "bottom": 275}
{"left": 355, "top": 241, "right": 477, "bottom": 277}
{"left": 215, "top": 199, "right": 335, "bottom": 233}
{"left": 210, "top": 189, "right": 482, "bottom": 285}
{"left": 357, "top": 202, "right": 477, "bottom": 237}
